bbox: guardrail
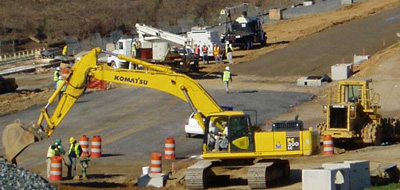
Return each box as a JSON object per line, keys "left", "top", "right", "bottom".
{"left": 0, "top": 48, "right": 45, "bottom": 65}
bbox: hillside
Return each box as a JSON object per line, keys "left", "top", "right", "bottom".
{"left": 0, "top": 0, "right": 311, "bottom": 44}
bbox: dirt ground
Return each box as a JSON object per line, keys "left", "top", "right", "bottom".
{"left": 2, "top": 0, "right": 400, "bottom": 189}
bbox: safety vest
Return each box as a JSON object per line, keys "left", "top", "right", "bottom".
{"left": 213, "top": 46, "right": 220, "bottom": 56}
{"left": 53, "top": 71, "right": 60, "bottom": 82}
{"left": 62, "top": 46, "right": 68, "bottom": 56}
{"left": 225, "top": 44, "right": 233, "bottom": 54}
{"left": 47, "top": 145, "right": 55, "bottom": 158}
{"left": 134, "top": 42, "right": 140, "bottom": 49}
{"left": 194, "top": 46, "right": 200, "bottom": 55}
{"left": 57, "top": 79, "right": 66, "bottom": 91}
{"left": 68, "top": 143, "right": 81, "bottom": 158}
{"left": 202, "top": 46, "right": 208, "bottom": 53}
{"left": 223, "top": 71, "right": 231, "bottom": 82}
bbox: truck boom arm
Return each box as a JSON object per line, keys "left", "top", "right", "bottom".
{"left": 136, "top": 23, "right": 192, "bottom": 47}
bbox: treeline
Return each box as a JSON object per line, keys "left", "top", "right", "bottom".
{"left": 0, "top": 0, "right": 306, "bottom": 44}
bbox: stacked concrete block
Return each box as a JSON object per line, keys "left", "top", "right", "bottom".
{"left": 331, "top": 63, "right": 352, "bottom": 80}
{"left": 353, "top": 54, "right": 369, "bottom": 65}
{"left": 269, "top": 9, "right": 282, "bottom": 21}
{"left": 138, "top": 173, "right": 168, "bottom": 188}
{"left": 342, "top": 0, "right": 353, "bottom": 5}
{"left": 302, "top": 167, "right": 350, "bottom": 190}
{"left": 322, "top": 161, "right": 371, "bottom": 190}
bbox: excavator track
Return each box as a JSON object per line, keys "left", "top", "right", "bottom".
{"left": 247, "top": 159, "right": 290, "bottom": 189}
{"left": 185, "top": 160, "right": 214, "bottom": 189}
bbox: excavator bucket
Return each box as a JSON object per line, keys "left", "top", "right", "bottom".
{"left": 2, "top": 122, "right": 36, "bottom": 164}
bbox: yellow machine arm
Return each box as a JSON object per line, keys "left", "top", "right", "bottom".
{"left": 2, "top": 47, "right": 225, "bottom": 163}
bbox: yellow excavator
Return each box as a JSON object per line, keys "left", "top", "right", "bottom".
{"left": 2, "top": 48, "right": 320, "bottom": 189}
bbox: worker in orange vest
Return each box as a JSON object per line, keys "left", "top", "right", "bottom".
{"left": 202, "top": 44, "right": 209, "bottom": 64}
{"left": 213, "top": 44, "right": 222, "bottom": 64}
{"left": 193, "top": 44, "right": 200, "bottom": 70}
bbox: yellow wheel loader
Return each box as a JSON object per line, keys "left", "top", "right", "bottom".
{"left": 2, "top": 48, "right": 319, "bottom": 189}
{"left": 317, "top": 79, "right": 400, "bottom": 146}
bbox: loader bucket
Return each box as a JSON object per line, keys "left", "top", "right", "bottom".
{"left": 2, "top": 122, "right": 36, "bottom": 164}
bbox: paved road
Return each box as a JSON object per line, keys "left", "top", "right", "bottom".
{"left": 0, "top": 87, "right": 311, "bottom": 175}
{"left": 235, "top": 6, "right": 400, "bottom": 80}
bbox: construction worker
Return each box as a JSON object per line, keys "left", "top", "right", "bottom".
{"left": 46, "top": 139, "right": 65, "bottom": 178}
{"left": 57, "top": 76, "right": 66, "bottom": 101}
{"left": 215, "top": 122, "right": 229, "bottom": 150}
{"left": 225, "top": 41, "right": 234, "bottom": 64}
{"left": 202, "top": 44, "right": 209, "bottom": 64}
{"left": 62, "top": 45, "right": 68, "bottom": 56}
{"left": 53, "top": 67, "right": 60, "bottom": 89}
{"left": 67, "top": 137, "right": 82, "bottom": 179}
{"left": 213, "top": 44, "right": 222, "bottom": 64}
{"left": 132, "top": 39, "right": 141, "bottom": 58}
{"left": 222, "top": 66, "right": 232, "bottom": 93}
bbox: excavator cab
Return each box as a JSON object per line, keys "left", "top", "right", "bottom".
{"left": 204, "top": 113, "right": 254, "bottom": 153}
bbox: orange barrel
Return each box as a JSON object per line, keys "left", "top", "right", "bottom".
{"left": 150, "top": 153, "right": 162, "bottom": 174}
{"left": 90, "top": 136, "right": 102, "bottom": 158}
{"left": 323, "top": 135, "right": 334, "bottom": 155}
{"left": 164, "top": 137, "right": 176, "bottom": 160}
{"left": 49, "top": 156, "right": 62, "bottom": 181}
{"left": 79, "top": 135, "right": 90, "bottom": 158}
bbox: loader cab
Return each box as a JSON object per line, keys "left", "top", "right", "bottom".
{"left": 204, "top": 113, "right": 255, "bottom": 153}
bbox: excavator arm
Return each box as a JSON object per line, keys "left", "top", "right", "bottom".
{"left": 2, "top": 47, "right": 226, "bottom": 163}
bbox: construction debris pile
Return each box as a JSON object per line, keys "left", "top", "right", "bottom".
{"left": 0, "top": 159, "right": 56, "bottom": 190}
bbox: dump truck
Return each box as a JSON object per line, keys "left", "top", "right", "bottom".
{"left": 317, "top": 79, "right": 400, "bottom": 146}
{"left": 220, "top": 3, "right": 267, "bottom": 49}
{"left": 2, "top": 48, "right": 319, "bottom": 189}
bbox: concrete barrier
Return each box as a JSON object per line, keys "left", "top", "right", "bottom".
{"left": 297, "top": 76, "right": 323, "bottom": 87}
{"left": 353, "top": 54, "right": 369, "bottom": 65}
{"left": 331, "top": 63, "right": 352, "bottom": 81}
{"left": 322, "top": 161, "right": 371, "bottom": 190}
{"left": 303, "top": 1, "right": 313, "bottom": 6}
{"left": 342, "top": 0, "right": 353, "bottom": 5}
{"left": 138, "top": 173, "right": 168, "bottom": 188}
{"left": 302, "top": 167, "right": 350, "bottom": 190}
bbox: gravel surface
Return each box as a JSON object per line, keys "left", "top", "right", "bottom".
{"left": 0, "top": 159, "right": 56, "bottom": 190}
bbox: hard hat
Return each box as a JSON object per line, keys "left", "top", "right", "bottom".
{"left": 69, "top": 137, "right": 76, "bottom": 144}
{"left": 55, "top": 138, "right": 61, "bottom": 145}
{"left": 226, "top": 41, "right": 229, "bottom": 44}
{"left": 76, "top": 57, "right": 81, "bottom": 61}
{"left": 59, "top": 76, "right": 63, "bottom": 80}
{"left": 225, "top": 66, "right": 230, "bottom": 71}
{"left": 56, "top": 67, "right": 60, "bottom": 71}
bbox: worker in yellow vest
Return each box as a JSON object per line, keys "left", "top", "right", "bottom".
{"left": 67, "top": 137, "right": 82, "bottom": 179}
{"left": 225, "top": 41, "right": 234, "bottom": 64}
{"left": 222, "top": 66, "right": 232, "bottom": 93}
{"left": 53, "top": 67, "right": 60, "bottom": 89}
{"left": 46, "top": 139, "right": 65, "bottom": 178}
{"left": 57, "top": 76, "right": 66, "bottom": 101}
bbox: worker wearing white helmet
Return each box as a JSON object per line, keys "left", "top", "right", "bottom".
{"left": 222, "top": 66, "right": 232, "bottom": 93}
{"left": 225, "top": 41, "right": 234, "bottom": 64}
{"left": 56, "top": 76, "right": 66, "bottom": 101}
{"left": 53, "top": 67, "right": 60, "bottom": 89}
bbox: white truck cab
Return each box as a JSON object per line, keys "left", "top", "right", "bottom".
{"left": 107, "top": 38, "right": 134, "bottom": 69}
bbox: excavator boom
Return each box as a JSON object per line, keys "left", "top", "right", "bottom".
{"left": 2, "top": 47, "right": 229, "bottom": 163}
